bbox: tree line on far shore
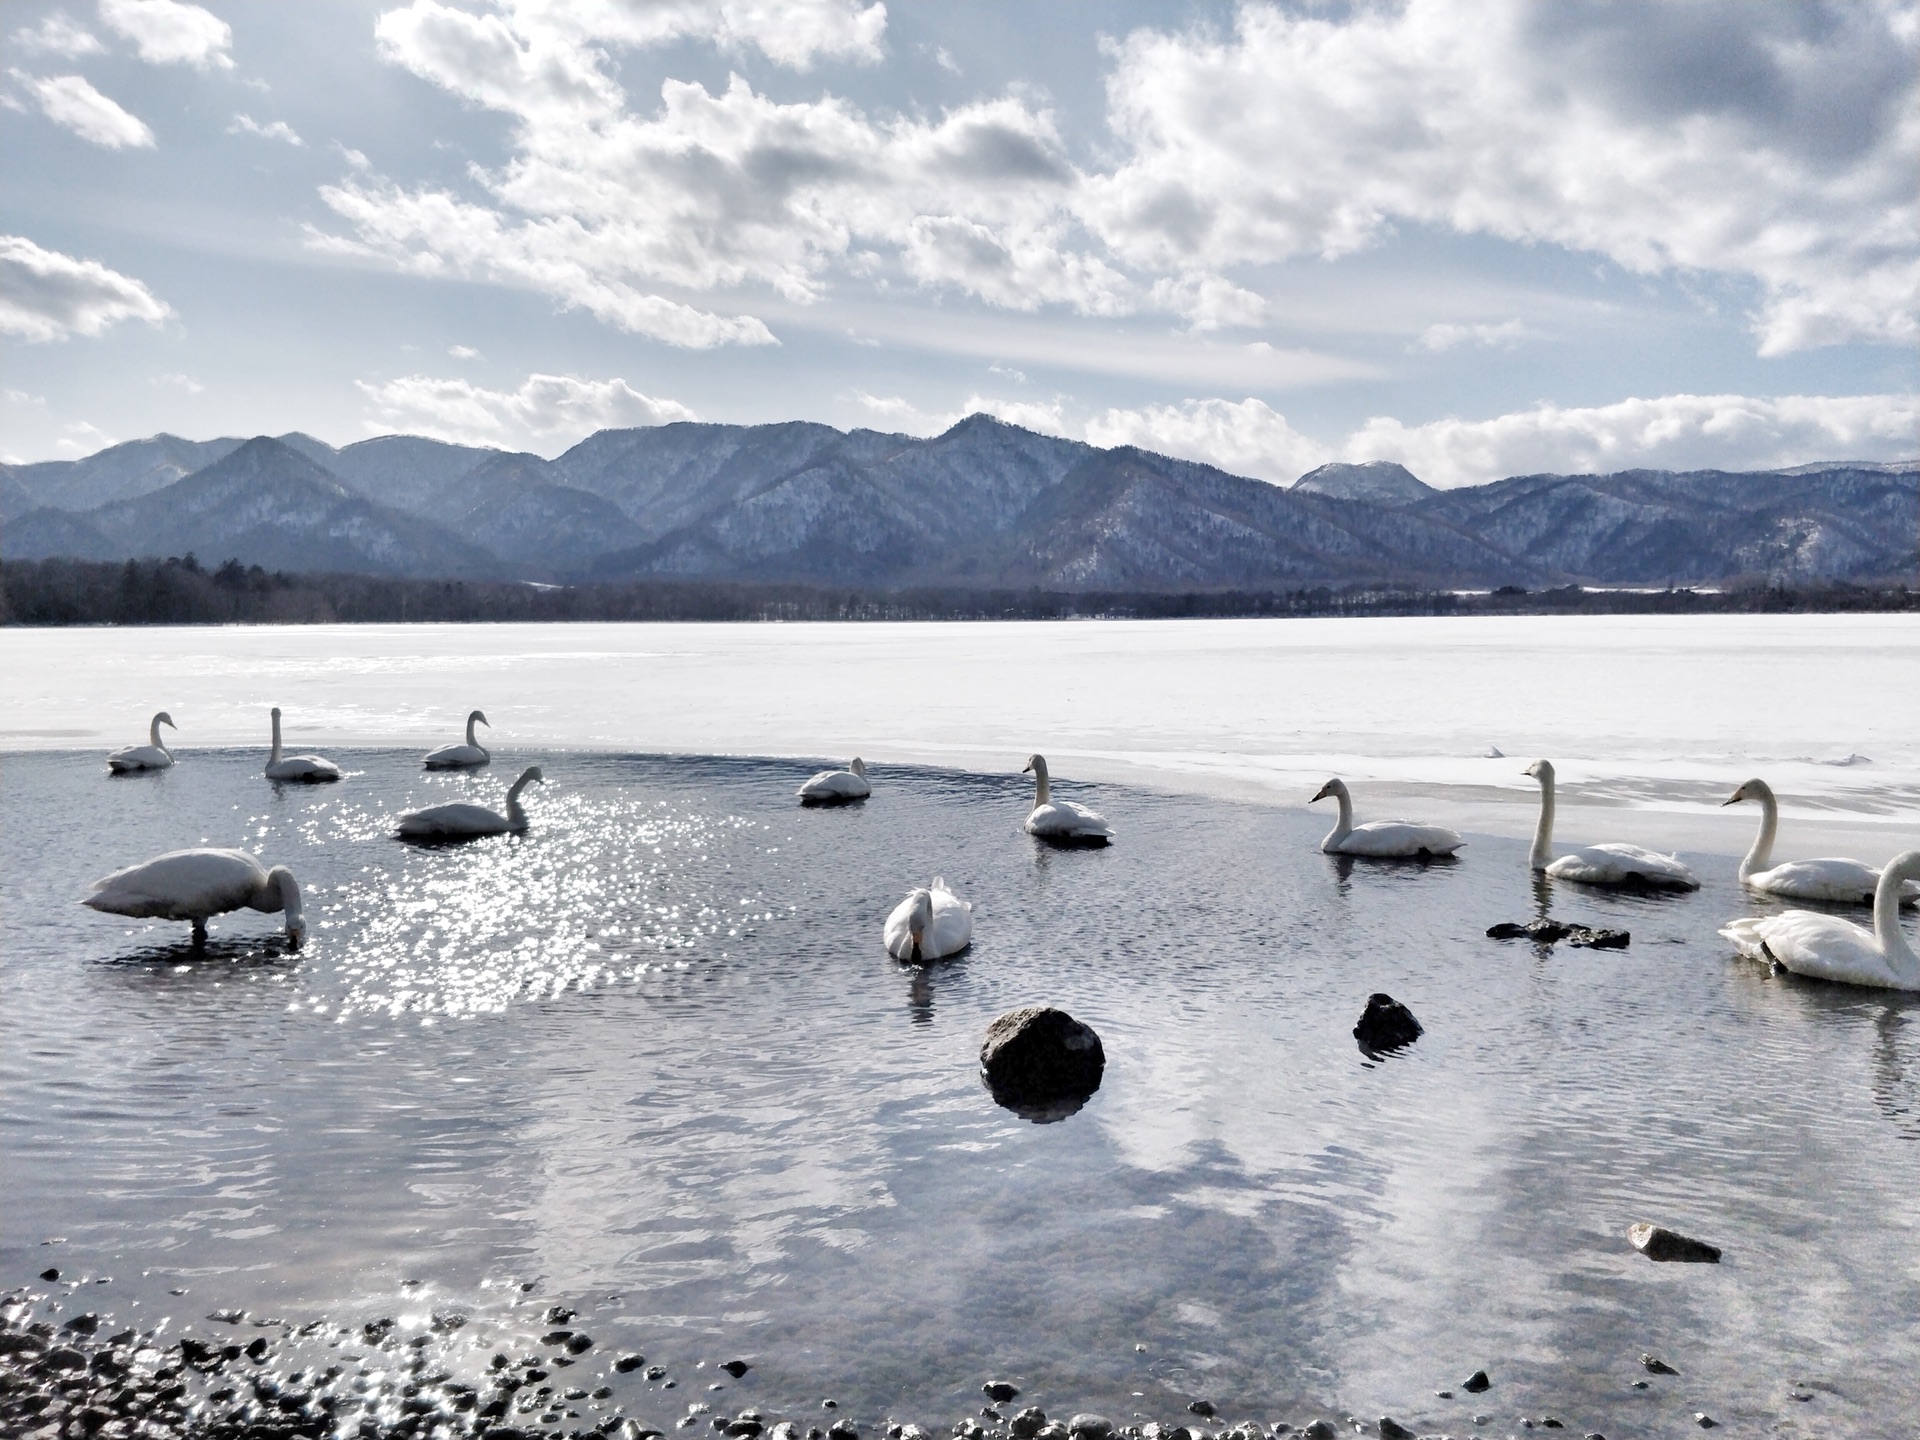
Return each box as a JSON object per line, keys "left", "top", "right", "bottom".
{"left": 2, "top": 553, "right": 1915, "bottom": 627}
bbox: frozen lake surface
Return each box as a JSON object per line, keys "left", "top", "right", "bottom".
{"left": 3, "top": 615, "right": 1919, "bottom": 1437}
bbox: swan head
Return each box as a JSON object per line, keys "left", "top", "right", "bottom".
{"left": 471, "top": 710, "right": 490, "bottom": 729}
{"left": 155, "top": 712, "right": 176, "bottom": 732}
{"left": 271, "top": 706, "right": 282, "bottom": 720}
{"left": 1723, "top": 777, "right": 1770, "bottom": 807}
{"left": 904, "top": 887, "right": 933, "bottom": 954}
{"left": 517, "top": 765, "right": 545, "bottom": 787}
{"left": 269, "top": 865, "right": 306, "bottom": 951}
{"left": 1023, "top": 754, "right": 1046, "bottom": 776}
{"left": 849, "top": 758, "right": 865, "bottom": 778}
{"left": 1524, "top": 759, "right": 1553, "bottom": 783}
{"left": 1310, "top": 779, "right": 1346, "bottom": 804}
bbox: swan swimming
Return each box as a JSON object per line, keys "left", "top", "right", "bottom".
{"left": 108, "top": 712, "right": 176, "bottom": 772}
{"left": 1310, "top": 777, "right": 1463, "bottom": 858}
{"left": 1526, "top": 759, "right": 1698, "bottom": 890}
{"left": 798, "top": 757, "right": 871, "bottom": 803}
{"left": 265, "top": 707, "right": 341, "bottom": 782}
{"left": 82, "top": 848, "right": 305, "bottom": 949}
{"left": 1720, "top": 850, "right": 1920, "bottom": 990}
{"left": 1023, "top": 754, "right": 1113, "bottom": 844}
{"left": 397, "top": 765, "right": 543, "bottom": 838}
{"left": 424, "top": 710, "right": 491, "bottom": 769}
{"left": 883, "top": 878, "right": 973, "bottom": 961}
{"left": 1725, "top": 778, "right": 1918, "bottom": 906}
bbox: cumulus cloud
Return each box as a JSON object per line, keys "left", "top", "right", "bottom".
{"left": 98, "top": 0, "right": 234, "bottom": 69}
{"left": 13, "top": 12, "right": 105, "bottom": 58}
{"left": 1085, "top": 397, "right": 1330, "bottom": 482}
{"left": 1344, "top": 392, "right": 1920, "bottom": 489}
{"left": 358, "top": 371, "right": 697, "bottom": 447}
{"left": 0, "top": 234, "right": 172, "bottom": 342}
{"left": 14, "top": 71, "right": 154, "bottom": 147}
{"left": 229, "top": 113, "right": 303, "bottom": 145}
{"left": 1086, "top": 0, "right": 1918, "bottom": 355}
{"left": 1418, "top": 319, "right": 1531, "bottom": 352}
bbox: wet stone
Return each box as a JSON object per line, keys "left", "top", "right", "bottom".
{"left": 721, "top": 1361, "right": 752, "bottom": 1379}
{"left": 983, "top": 1384, "right": 1020, "bottom": 1404}
{"left": 1186, "top": 1402, "right": 1215, "bottom": 1419}
{"left": 1353, "top": 993, "right": 1422, "bottom": 1054}
{"left": 1010, "top": 1408, "right": 1048, "bottom": 1438}
{"left": 1628, "top": 1224, "right": 1722, "bottom": 1263}
{"left": 1640, "top": 1354, "right": 1678, "bottom": 1375}
{"left": 616, "top": 1355, "right": 647, "bottom": 1373}
{"left": 1461, "top": 1370, "right": 1491, "bottom": 1393}
{"left": 1067, "top": 1416, "right": 1113, "bottom": 1440}
{"left": 1378, "top": 1420, "right": 1414, "bottom": 1440}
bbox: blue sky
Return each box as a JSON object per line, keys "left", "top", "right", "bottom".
{"left": 3, "top": 0, "right": 1915, "bottom": 484}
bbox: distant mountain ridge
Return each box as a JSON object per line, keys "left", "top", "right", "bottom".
{"left": 4, "top": 420, "right": 1913, "bottom": 591}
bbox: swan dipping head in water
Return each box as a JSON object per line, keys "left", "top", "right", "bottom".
{"left": 82, "top": 848, "right": 305, "bottom": 949}
{"left": 108, "top": 712, "right": 177, "bottom": 772}
{"left": 397, "top": 765, "right": 544, "bottom": 839}
{"left": 1525, "top": 758, "right": 1698, "bottom": 890}
{"left": 1723, "top": 777, "right": 1915, "bottom": 906}
{"left": 266, "top": 707, "right": 341, "bottom": 783}
{"left": 883, "top": 878, "right": 973, "bottom": 961}
{"left": 1310, "top": 777, "right": 1463, "bottom": 858}
{"left": 1721, "top": 849, "right": 1920, "bottom": 990}
{"left": 1022, "top": 754, "right": 1113, "bottom": 844}
{"left": 424, "top": 710, "right": 491, "bottom": 769}
{"left": 798, "top": 757, "right": 871, "bottom": 803}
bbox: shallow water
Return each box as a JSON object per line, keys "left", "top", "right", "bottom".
{"left": 4, "top": 747, "right": 1918, "bottom": 1438}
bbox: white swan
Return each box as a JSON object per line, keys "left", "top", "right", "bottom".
{"left": 108, "top": 712, "right": 176, "bottom": 772}
{"left": 424, "top": 710, "right": 491, "bottom": 769}
{"left": 1526, "top": 759, "right": 1698, "bottom": 890}
{"left": 883, "top": 877, "right": 973, "bottom": 960}
{"left": 1310, "top": 777, "right": 1463, "bottom": 858}
{"left": 1720, "top": 850, "right": 1920, "bottom": 990}
{"left": 1725, "top": 778, "right": 1918, "bottom": 905}
{"left": 82, "top": 848, "right": 305, "bottom": 949}
{"left": 397, "top": 765, "right": 543, "bottom": 838}
{"left": 1023, "top": 754, "right": 1113, "bottom": 844}
{"left": 799, "top": 757, "right": 871, "bottom": 803}
{"left": 265, "top": 707, "right": 341, "bottom": 783}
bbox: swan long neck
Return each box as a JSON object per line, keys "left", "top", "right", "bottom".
{"left": 1876, "top": 851, "right": 1920, "bottom": 982}
{"left": 1030, "top": 756, "right": 1050, "bottom": 807}
{"left": 505, "top": 768, "right": 538, "bottom": 829}
{"left": 466, "top": 712, "right": 479, "bottom": 747}
{"left": 150, "top": 713, "right": 170, "bottom": 751}
{"left": 267, "top": 866, "right": 305, "bottom": 947}
{"left": 1529, "top": 767, "right": 1555, "bottom": 872}
{"left": 269, "top": 709, "right": 282, "bottom": 766}
{"left": 1739, "top": 782, "right": 1778, "bottom": 881}
{"left": 849, "top": 758, "right": 865, "bottom": 778}
{"left": 1321, "top": 781, "right": 1354, "bottom": 847}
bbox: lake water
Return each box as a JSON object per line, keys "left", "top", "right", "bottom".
{"left": 3, "top": 616, "right": 1919, "bottom": 1439}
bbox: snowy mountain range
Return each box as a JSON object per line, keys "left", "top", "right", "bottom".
{"left": 3, "top": 418, "right": 1914, "bottom": 590}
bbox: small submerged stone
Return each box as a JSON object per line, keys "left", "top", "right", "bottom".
{"left": 1378, "top": 1419, "right": 1415, "bottom": 1439}
{"left": 1640, "top": 1353, "right": 1679, "bottom": 1375}
{"left": 1353, "top": 993, "right": 1422, "bottom": 1054}
{"left": 722, "top": 1359, "right": 753, "bottom": 1378}
{"left": 1628, "top": 1223, "right": 1721, "bottom": 1263}
{"left": 1486, "top": 919, "right": 1629, "bottom": 949}
{"left": 984, "top": 1382, "right": 1021, "bottom": 1403}
{"left": 1461, "top": 1369, "right": 1491, "bottom": 1394}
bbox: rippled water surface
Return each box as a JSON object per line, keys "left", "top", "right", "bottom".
{"left": 4, "top": 748, "right": 1919, "bottom": 1438}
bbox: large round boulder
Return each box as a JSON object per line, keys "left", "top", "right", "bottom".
{"left": 980, "top": 1006, "right": 1105, "bottom": 1116}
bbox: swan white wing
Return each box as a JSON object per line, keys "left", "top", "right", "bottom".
{"left": 1723, "top": 909, "right": 1908, "bottom": 989}
{"left": 397, "top": 802, "right": 510, "bottom": 837}
{"left": 1748, "top": 857, "right": 1913, "bottom": 905}
{"left": 83, "top": 848, "right": 265, "bottom": 920}
{"left": 1546, "top": 842, "right": 1697, "bottom": 889}
{"left": 108, "top": 744, "right": 173, "bottom": 772}
{"left": 267, "top": 754, "right": 341, "bottom": 781}
{"left": 1334, "top": 821, "right": 1463, "bottom": 858}
{"left": 1025, "top": 799, "right": 1113, "bottom": 838}
{"left": 923, "top": 889, "right": 973, "bottom": 958}
{"left": 799, "top": 769, "right": 871, "bottom": 799}
{"left": 424, "top": 743, "right": 489, "bottom": 769}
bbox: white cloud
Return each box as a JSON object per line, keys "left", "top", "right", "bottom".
{"left": 56, "top": 419, "right": 113, "bottom": 454}
{"left": 1343, "top": 392, "right": 1920, "bottom": 489}
{"left": 13, "top": 12, "right": 105, "bottom": 58}
{"left": 151, "top": 371, "right": 203, "bottom": 392}
{"left": 229, "top": 113, "right": 303, "bottom": 146}
{"left": 358, "top": 371, "right": 698, "bottom": 447}
{"left": 0, "top": 234, "right": 173, "bottom": 341}
{"left": 1086, "top": 0, "right": 1919, "bottom": 355}
{"left": 1418, "top": 318, "right": 1531, "bottom": 352}
{"left": 13, "top": 71, "right": 154, "bottom": 148}
{"left": 1085, "top": 397, "right": 1329, "bottom": 482}
{"left": 98, "top": 0, "right": 234, "bottom": 69}
{"left": 459, "top": 0, "right": 887, "bottom": 72}
{"left": 448, "top": 344, "right": 480, "bottom": 359}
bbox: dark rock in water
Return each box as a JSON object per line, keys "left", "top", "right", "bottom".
{"left": 62, "top": 1313, "right": 99, "bottom": 1335}
{"left": 1033, "top": 1424, "right": 1068, "bottom": 1440}
{"left": 39, "top": 1267, "right": 59, "bottom": 1281}
{"left": 1010, "top": 1406, "right": 1048, "bottom": 1437}
{"left": 981, "top": 1007, "right": 1105, "bottom": 1114}
{"left": 721, "top": 1359, "right": 752, "bottom": 1378}
{"left": 827, "top": 1421, "right": 860, "bottom": 1440}
{"left": 984, "top": 1382, "right": 1021, "bottom": 1403}
{"left": 1186, "top": 1401, "right": 1216, "bottom": 1419}
{"left": 432, "top": 1309, "right": 469, "bottom": 1331}
{"left": 1629, "top": 1223, "right": 1721, "bottom": 1262}
{"left": 567, "top": 1333, "right": 595, "bottom": 1353}
{"left": 1693, "top": 1416, "right": 1716, "bottom": 1430}
{"left": 243, "top": 1336, "right": 268, "bottom": 1360}
{"left": 1379, "top": 1420, "right": 1415, "bottom": 1440}
{"left": 1567, "top": 926, "right": 1629, "bottom": 949}
{"left": 1353, "top": 993, "right": 1423, "bottom": 1054}
{"left": 208, "top": 1308, "right": 245, "bottom": 1324}
{"left": 1068, "top": 1415, "right": 1113, "bottom": 1440}
{"left": 1462, "top": 1369, "right": 1491, "bottom": 1393}
{"left": 1542, "top": 1422, "right": 1564, "bottom": 1431}
{"left": 615, "top": 1354, "right": 646, "bottom": 1373}
{"left": 546, "top": 1306, "right": 578, "bottom": 1324}
{"left": 1640, "top": 1353, "right": 1679, "bottom": 1375}
{"left": 1301, "top": 1424, "right": 1338, "bottom": 1440}
{"left": 363, "top": 1317, "right": 395, "bottom": 1342}
{"left": 1487, "top": 919, "right": 1629, "bottom": 949}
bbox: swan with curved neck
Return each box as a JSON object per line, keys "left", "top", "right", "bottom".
{"left": 1724, "top": 778, "right": 1915, "bottom": 905}
{"left": 397, "top": 765, "right": 544, "bottom": 838}
{"left": 424, "top": 710, "right": 492, "bottom": 769}
{"left": 108, "top": 711, "right": 177, "bottom": 772}
{"left": 1022, "top": 754, "right": 1113, "bottom": 844}
{"left": 883, "top": 877, "right": 973, "bottom": 960}
{"left": 1721, "top": 850, "right": 1920, "bottom": 990}
{"left": 1310, "top": 777, "right": 1462, "bottom": 858}
{"left": 266, "top": 707, "right": 341, "bottom": 782}
{"left": 1525, "top": 759, "right": 1697, "bottom": 890}
{"left": 82, "top": 848, "right": 305, "bottom": 949}
{"left": 799, "top": 756, "right": 871, "bottom": 803}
